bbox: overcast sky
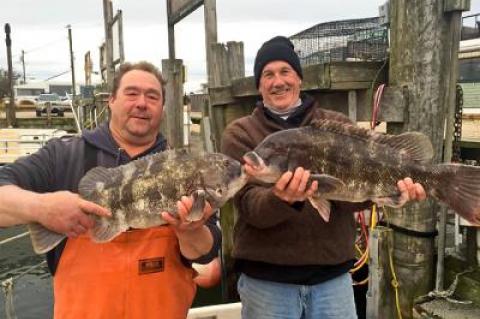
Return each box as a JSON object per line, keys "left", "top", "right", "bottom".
{"left": 1, "top": 0, "right": 480, "bottom": 92}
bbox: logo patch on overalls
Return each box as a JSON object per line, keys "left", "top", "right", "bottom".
{"left": 139, "top": 257, "right": 165, "bottom": 274}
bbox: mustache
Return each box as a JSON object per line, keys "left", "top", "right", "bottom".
{"left": 130, "top": 112, "right": 151, "bottom": 119}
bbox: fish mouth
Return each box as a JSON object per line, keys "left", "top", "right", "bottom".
{"left": 243, "top": 151, "right": 265, "bottom": 170}
{"left": 243, "top": 151, "right": 280, "bottom": 184}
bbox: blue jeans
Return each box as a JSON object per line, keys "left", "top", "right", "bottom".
{"left": 237, "top": 272, "right": 358, "bottom": 319}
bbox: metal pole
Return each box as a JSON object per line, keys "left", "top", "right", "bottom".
{"left": 85, "top": 51, "right": 91, "bottom": 86}
{"left": 67, "top": 25, "right": 76, "bottom": 102}
{"left": 67, "top": 25, "right": 80, "bottom": 129}
{"left": 204, "top": 0, "right": 218, "bottom": 85}
{"left": 118, "top": 10, "right": 125, "bottom": 63}
{"left": 21, "top": 49, "right": 26, "bottom": 84}
{"left": 103, "top": 0, "right": 114, "bottom": 90}
{"left": 4, "top": 23, "right": 16, "bottom": 128}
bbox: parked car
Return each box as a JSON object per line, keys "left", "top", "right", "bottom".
{"left": 60, "top": 93, "right": 73, "bottom": 108}
{"left": 35, "top": 93, "right": 65, "bottom": 117}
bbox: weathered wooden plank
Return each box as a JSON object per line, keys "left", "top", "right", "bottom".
{"left": 300, "top": 63, "right": 330, "bottom": 90}
{"left": 208, "top": 43, "right": 229, "bottom": 151}
{"left": 219, "top": 84, "right": 405, "bottom": 123}
{"left": 376, "top": 86, "right": 406, "bottom": 122}
{"left": 231, "top": 76, "right": 257, "bottom": 97}
{"left": 209, "top": 86, "right": 235, "bottom": 106}
{"left": 0, "top": 118, "right": 77, "bottom": 132}
{"left": 219, "top": 201, "right": 239, "bottom": 301}
{"left": 443, "top": 0, "right": 470, "bottom": 12}
{"left": 208, "top": 40, "right": 246, "bottom": 302}
{"left": 366, "top": 226, "right": 395, "bottom": 319}
{"left": 226, "top": 41, "right": 244, "bottom": 80}
{"left": 204, "top": 0, "right": 217, "bottom": 85}
{"left": 223, "top": 41, "right": 246, "bottom": 126}
{"left": 348, "top": 90, "right": 357, "bottom": 122}
{"left": 161, "top": 59, "right": 184, "bottom": 148}
{"left": 382, "top": 1, "right": 466, "bottom": 317}
{"left": 330, "top": 82, "right": 376, "bottom": 90}
{"left": 167, "top": 0, "right": 204, "bottom": 25}
{"left": 329, "top": 61, "right": 386, "bottom": 84}
{"left": 230, "top": 61, "right": 386, "bottom": 97}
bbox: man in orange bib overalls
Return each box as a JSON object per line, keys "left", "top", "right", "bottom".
{"left": 0, "top": 61, "right": 222, "bottom": 319}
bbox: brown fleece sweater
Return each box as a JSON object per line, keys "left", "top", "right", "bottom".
{"left": 221, "top": 97, "right": 370, "bottom": 269}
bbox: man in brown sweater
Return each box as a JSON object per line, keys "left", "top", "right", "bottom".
{"left": 221, "top": 36, "right": 425, "bottom": 319}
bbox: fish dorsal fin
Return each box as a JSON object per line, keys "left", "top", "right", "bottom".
{"left": 311, "top": 119, "right": 374, "bottom": 140}
{"left": 310, "top": 119, "right": 433, "bottom": 163}
{"left": 373, "top": 132, "right": 434, "bottom": 163}
{"left": 78, "top": 166, "right": 111, "bottom": 199}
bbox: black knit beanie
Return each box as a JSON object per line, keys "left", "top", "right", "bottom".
{"left": 253, "top": 36, "right": 303, "bottom": 88}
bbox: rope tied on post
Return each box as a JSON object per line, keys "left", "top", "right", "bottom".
{"left": 1, "top": 260, "right": 47, "bottom": 319}
{"left": 1, "top": 278, "right": 17, "bottom": 319}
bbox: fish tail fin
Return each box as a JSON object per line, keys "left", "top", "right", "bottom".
{"left": 28, "top": 223, "right": 66, "bottom": 254}
{"left": 431, "top": 164, "right": 480, "bottom": 225}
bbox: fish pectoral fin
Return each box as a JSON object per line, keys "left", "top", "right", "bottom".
{"left": 308, "top": 196, "right": 332, "bottom": 222}
{"left": 28, "top": 223, "right": 66, "bottom": 254}
{"left": 187, "top": 190, "right": 206, "bottom": 222}
{"left": 373, "top": 192, "right": 407, "bottom": 208}
{"left": 91, "top": 220, "right": 125, "bottom": 243}
{"left": 310, "top": 174, "right": 345, "bottom": 193}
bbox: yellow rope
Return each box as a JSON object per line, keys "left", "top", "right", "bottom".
{"left": 388, "top": 244, "right": 403, "bottom": 319}
{"left": 371, "top": 204, "right": 377, "bottom": 229}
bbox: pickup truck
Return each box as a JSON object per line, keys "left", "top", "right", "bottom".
{"left": 35, "top": 93, "right": 65, "bottom": 117}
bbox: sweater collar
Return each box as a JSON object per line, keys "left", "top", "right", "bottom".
{"left": 258, "top": 94, "right": 315, "bottom": 128}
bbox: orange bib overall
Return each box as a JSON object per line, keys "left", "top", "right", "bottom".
{"left": 53, "top": 226, "right": 196, "bottom": 319}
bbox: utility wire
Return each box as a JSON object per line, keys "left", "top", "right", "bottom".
{"left": 23, "top": 37, "right": 66, "bottom": 54}
{"left": 44, "top": 70, "right": 71, "bottom": 81}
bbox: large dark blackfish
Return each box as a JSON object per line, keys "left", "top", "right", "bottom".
{"left": 244, "top": 119, "right": 480, "bottom": 224}
{"left": 28, "top": 149, "right": 247, "bottom": 254}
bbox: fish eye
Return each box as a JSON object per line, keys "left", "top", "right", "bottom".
{"left": 216, "top": 188, "right": 223, "bottom": 195}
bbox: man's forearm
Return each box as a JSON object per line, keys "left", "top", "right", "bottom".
{"left": 0, "top": 185, "right": 42, "bottom": 227}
